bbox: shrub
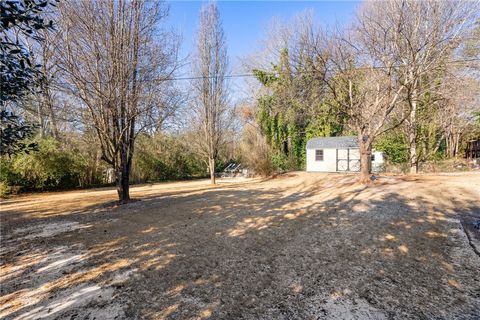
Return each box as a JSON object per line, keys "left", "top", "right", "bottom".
{"left": 0, "top": 137, "right": 89, "bottom": 192}
{"left": 0, "top": 181, "right": 10, "bottom": 197}
{"left": 419, "top": 158, "right": 470, "bottom": 173}
{"left": 271, "top": 152, "right": 289, "bottom": 172}
{"left": 238, "top": 125, "right": 275, "bottom": 176}
{"left": 374, "top": 132, "right": 408, "bottom": 164}
{"left": 132, "top": 133, "right": 206, "bottom": 183}
{"left": 15, "top": 138, "right": 83, "bottom": 189}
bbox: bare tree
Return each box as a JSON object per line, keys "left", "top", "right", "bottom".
{"left": 37, "top": 29, "right": 62, "bottom": 140}
{"left": 192, "top": 2, "right": 229, "bottom": 185}
{"left": 23, "top": 29, "right": 62, "bottom": 139}
{"left": 58, "top": 0, "right": 180, "bottom": 203}
{"left": 318, "top": 0, "right": 478, "bottom": 181}
{"left": 325, "top": 38, "right": 406, "bottom": 183}
{"left": 439, "top": 74, "right": 480, "bottom": 157}
{"left": 358, "top": 0, "right": 478, "bottom": 173}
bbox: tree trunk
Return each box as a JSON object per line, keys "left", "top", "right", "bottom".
{"left": 116, "top": 157, "right": 131, "bottom": 204}
{"left": 408, "top": 96, "right": 418, "bottom": 174}
{"left": 209, "top": 157, "right": 216, "bottom": 185}
{"left": 41, "top": 57, "right": 60, "bottom": 140}
{"left": 445, "top": 133, "right": 451, "bottom": 157}
{"left": 358, "top": 137, "right": 371, "bottom": 184}
{"left": 36, "top": 102, "right": 44, "bottom": 138}
{"left": 453, "top": 132, "right": 460, "bottom": 157}
{"left": 45, "top": 95, "right": 60, "bottom": 140}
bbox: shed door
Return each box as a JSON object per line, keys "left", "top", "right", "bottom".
{"left": 336, "top": 148, "right": 360, "bottom": 172}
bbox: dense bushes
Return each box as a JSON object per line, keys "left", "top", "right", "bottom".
{"left": 373, "top": 129, "right": 464, "bottom": 171}
{"left": 132, "top": 133, "right": 207, "bottom": 183}
{"left": 0, "top": 132, "right": 216, "bottom": 196}
{"left": 0, "top": 137, "right": 92, "bottom": 193}
{"left": 373, "top": 132, "right": 409, "bottom": 164}
{"left": 0, "top": 134, "right": 205, "bottom": 196}
{"left": 0, "top": 134, "right": 211, "bottom": 196}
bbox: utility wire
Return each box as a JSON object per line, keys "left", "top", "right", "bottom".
{"left": 56, "top": 58, "right": 480, "bottom": 85}
{"left": 160, "top": 58, "right": 480, "bottom": 82}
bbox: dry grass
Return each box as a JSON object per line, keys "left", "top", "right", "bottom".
{"left": 1, "top": 172, "right": 479, "bottom": 319}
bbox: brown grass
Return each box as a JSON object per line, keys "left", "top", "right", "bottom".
{"left": 1, "top": 172, "right": 479, "bottom": 319}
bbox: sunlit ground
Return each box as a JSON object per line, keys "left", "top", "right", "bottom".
{"left": 1, "top": 172, "right": 479, "bottom": 319}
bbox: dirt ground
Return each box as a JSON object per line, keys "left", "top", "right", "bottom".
{"left": 1, "top": 172, "right": 479, "bottom": 319}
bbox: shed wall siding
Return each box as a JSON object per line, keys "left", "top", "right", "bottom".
{"left": 306, "top": 148, "right": 337, "bottom": 172}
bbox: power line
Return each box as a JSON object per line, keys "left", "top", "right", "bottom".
{"left": 55, "top": 58, "right": 480, "bottom": 85}
{"left": 140, "top": 58, "right": 480, "bottom": 82}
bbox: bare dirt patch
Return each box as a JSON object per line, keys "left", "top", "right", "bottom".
{"left": 1, "top": 172, "right": 479, "bottom": 319}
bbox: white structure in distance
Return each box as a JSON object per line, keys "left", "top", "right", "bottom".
{"left": 306, "top": 136, "right": 385, "bottom": 173}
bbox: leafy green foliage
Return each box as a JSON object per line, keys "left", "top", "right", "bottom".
{"left": 1, "top": 0, "right": 57, "bottom": 158}
{"left": 270, "top": 151, "right": 289, "bottom": 172}
{"left": 0, "top": 159, "right": 22, "bottom": 194}
{"left": 0, "top": 133, "right": 214, "bottom": 196}
{"left": 474, "top": 111, "right": 480, "bottom": 125}
{"left": 374, "top": 132, "right": 408, "bottom": 164}
{"left": 0, "top": 137, "right": 88, "bottom": 191}
{"left": 254, "top": 48, "right": 345, "bottom": 171}
{"left": 132, "top": 134, "right": 206, "bottom": 182}
{"left": 1, "top": 0, "right": 57, "bottom": 103}
{"left": 305, "top": 101, "right": 345, "bottom": 141}
{"left": 0, "top": 110, "right": 37, "bottom": 156}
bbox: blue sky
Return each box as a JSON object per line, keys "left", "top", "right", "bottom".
{"left": 167, "top": 1, "right": 360, "bottom": 68}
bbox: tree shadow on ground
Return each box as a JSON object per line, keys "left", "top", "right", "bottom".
{"left": 1, "top": 174, "right": 479, "bottom": 319}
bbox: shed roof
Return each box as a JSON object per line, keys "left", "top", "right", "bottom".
{"left": 306, "top": 136, "right": 358, "bottom": 149}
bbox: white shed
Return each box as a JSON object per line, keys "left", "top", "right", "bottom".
{"left": 306, "top": 136, "right": 384, "bottom": 173}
